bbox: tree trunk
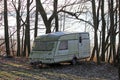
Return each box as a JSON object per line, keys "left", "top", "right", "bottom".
{"left": 109, "top": 0, "right": 116, "bottom": 64}
{"left": 90, "top": 46, "right": 95, "bottom": 61}
{"left": 91, "top": 0, "right": 100, "bottom": 64}
{"left": 54, "top": 0, "right": 59, "bottom": 32}
{"left": 101, "top": 0, "right": 106, "bottom": 61}
{"left": 118, "top": 0, "right": 120, "bottom": 79}
{"left": 95, "top": 30, "right": 100, "bottom": 64}
{"left": 24, "top": 0, "right": 31, "bottom": 56}
{"left": 34, "top": 0, "right": 38, "bottom": 38}
{"left": 4, "top": 0, "right": 10, "bottom": 56}
{"left": 36, "top": 0, "right": 58, "bottom": 34}
{"left": 16, "top": 0, "right": 21, "bottom": 56}
{"left": 22, "top": 26, "right": 25, "bottom": 56}
{"left": 36, "top": 0, "right": 50, "bottom": 33}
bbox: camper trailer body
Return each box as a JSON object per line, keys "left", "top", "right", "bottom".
{"left": 29, "top": 32, "right": 90, "bottom": 64}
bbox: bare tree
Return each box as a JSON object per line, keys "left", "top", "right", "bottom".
{"left": 0, "top": 0, "right": 2, "bottom": 26}
{"left": 117, "top": 0, "right": 120, "bottom": 78}
{"left": 23, "top": 0, "right": 32, "bottom": 56}
{"left": 34, "top": 0, "right": 38, "bottom": 38}
{"left": 100, "top": 0, "right": 106, "bottom": 61}
{"left": 54, "top": 0, "right": 58, "bottom": 32}
{"left": 90, "top": 0, "right": 100, "bottom": 64}
{"left": 36, "top": 0, "right": 59, "bottom": 33}
{"left": 12, "top": 0, "right": 21, "bottom": 56}
{"left": 4, "top": 0, "right": 11, "bottom": 56}
{"left": 107, "top": 0, "right": 116, "bottom": 64}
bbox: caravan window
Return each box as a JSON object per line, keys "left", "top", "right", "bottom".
{"left": 32, "top": 41, "right": 55, "bottom": 51}
{"left": 59, "top": 40, "right": 68, "bottom": 50}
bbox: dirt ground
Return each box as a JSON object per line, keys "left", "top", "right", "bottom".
{"left": 0, "top": 57, "right": 118, "bottom": 80}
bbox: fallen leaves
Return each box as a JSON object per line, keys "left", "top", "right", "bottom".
{"left": 0, "top": 57, "right": 118, "bottom": 80}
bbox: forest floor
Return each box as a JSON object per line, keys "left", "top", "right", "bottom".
{"left": 0, "top": 57, "right": 118, "bottom": 80}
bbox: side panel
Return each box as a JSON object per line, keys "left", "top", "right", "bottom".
{"left": 54, "top": 40, "right": 78, "bottom": 63}
{"left": 79, "top": 33, "right": 90, "bottom": 58}
{"left": 68, "top": 40, "right": 79, "bottom": 57}
{"left": 54, "top": 40, "right": 69, "bottom": 62}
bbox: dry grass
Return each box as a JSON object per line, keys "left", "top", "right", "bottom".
{"left": 0, "top": 57, "right": 118, "bottom": 80}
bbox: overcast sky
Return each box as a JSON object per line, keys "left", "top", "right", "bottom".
{"left": 0, "top": 0, "right": 94, "bottom": 42}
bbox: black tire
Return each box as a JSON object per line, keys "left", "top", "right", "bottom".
{"left": 71, "top": 58, "right": 77, "bottom": 65}
{"left": 31, "top": 62, "right": 41, "bottom": 69}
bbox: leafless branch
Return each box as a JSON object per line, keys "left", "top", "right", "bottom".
{"left": 59, "top": 10, "right": 93, "bottom": 26}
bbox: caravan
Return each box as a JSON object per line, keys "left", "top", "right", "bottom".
{"left": 29, "top": 32, "right": 90, "bottom": 65}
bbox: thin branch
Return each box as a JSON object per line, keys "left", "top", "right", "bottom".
{"left": 59, "top": 10, "right": 93, "bottom": 26}
{"left": 0, "top": 30, "right": 17, "bottom": 46}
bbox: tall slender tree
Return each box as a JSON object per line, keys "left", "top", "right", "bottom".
{"left": 101, "top": 0, "right": 106, "bottom": 61}
{"left": 23, "top": 0, "right": 31, "bottom": 56}
{"left": 108, "top": 0, "right": 116, "bottom": 64}
{"left": 118, "top": 0, "right": 120, "bottom": 78}
{"left": 90, "top": 0, "right": 100, "bottom": 64}
{"left": 34, "top": 0, "right": 38, "bottom": 38}
{"left": 16, "top": 0, "right": 21, "bottom": 56}
{"left": 54, "top": 0, "right": 59, "bottom": 32}
{"left": 4, "top": 0, "right": 10, "bottom": 56}
{"left": 12, "top": 0, "right": 21, "bottom": 56}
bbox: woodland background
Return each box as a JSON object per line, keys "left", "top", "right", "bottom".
{"left": 0, "top": 0, "right": 120, "bottom": 79}
{"left": 0, "top": 0, "right": 120, "bottom": 67}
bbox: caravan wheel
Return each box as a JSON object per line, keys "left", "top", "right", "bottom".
{"left": 71, "top": 58, "right": 77, "bottom": 65}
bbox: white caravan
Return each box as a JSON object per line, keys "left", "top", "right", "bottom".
{"left": 29, "top": 32, "right": 90, "bottom": 65}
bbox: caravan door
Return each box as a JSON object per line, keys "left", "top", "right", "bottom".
{"left": 79, "top": 33, "right": 90, "bottom": 58}
{"left": 54, "top": 40, "right": 69, "bottom": 62}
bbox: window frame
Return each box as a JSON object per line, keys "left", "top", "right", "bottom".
{"left": 58, "top": 40, "right": 68, "bottom": 50}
